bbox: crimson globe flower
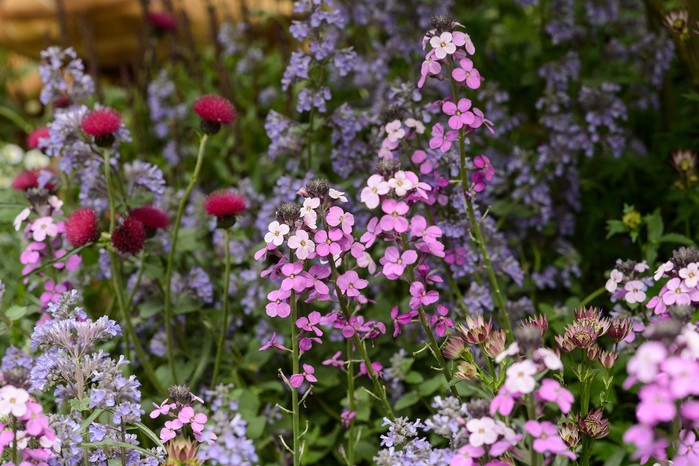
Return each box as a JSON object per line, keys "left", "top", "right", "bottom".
{"left": 129, "top": 205, "right": 170, "bottom": 237}
{"left": 27, "top": 127, "right": 50, "bottom": 150}
{"left": 193, "top": 95, "right": 236, "bottom": 135}
{"left": 82, "top": 108, "right": 122, "bottom": 147}
{"left": 111, "top": 218, "right": 146, "bottom": 255}
{"left": 65, "top": 208, "right": 100, "bottom": 247}
{"left": 147, "top": 11, "right": 177, "bottom": 33}
{"left": 11, "top": 171, "right": 39, "bottom": 191}
{"left": 204, "top": 190, "right": 246, "bottom": 229}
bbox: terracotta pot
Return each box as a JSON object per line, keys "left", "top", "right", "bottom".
{"left": 0, "top": 0, "right": 291, "bottom": 66}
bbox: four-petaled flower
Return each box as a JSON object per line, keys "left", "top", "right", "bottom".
{"left": 379, "top": 199, "right": 410, "bottom": 233}
{"left": 429, "top": 32, "right": 456, "bottom": 59}
{"left": 452, "top": 58, "right": 482, "bottom": 89}
{"left": 289, "top": 364, "right": 318, "bottom": 388}
{"left": 288, "top": 230, "right": 316, "bottom": 260}
{"left": 361, "top": 174, "right": 390, "bottom": 209}
{"left": 337, "top": 270, "right": 368, "bottom": 298}
{"left": 380, "top": 246, "right": 418, "bottom": 279}
{"left": 265, "top": 221, "right": 290, "bottom": 247}
{"left": 443, "top": 98, "right": 475, "bottom": 130}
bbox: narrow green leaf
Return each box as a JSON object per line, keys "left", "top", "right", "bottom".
{"left": 79, "top": 408, "right": 104, "bottom": 432}
{"left": 80, "top": 441, "right": 158, "bottom": 457}
{"left": 133, "top": 422, "right": 165, "bottom": 450}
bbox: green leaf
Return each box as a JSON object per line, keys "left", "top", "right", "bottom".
{"left": 80, "top": 441, "right": 158, "bottom": 457}
{"left": 394, "top": 391, "right": 420, "bottom": 410}
{"left": 659, "top": 233, "right": 695, "bottom": 246}
{"left": 79, "top": 408, "right": 104, "bottom": 432}
{"left": 69, "top": 397, "right": 90, "bottom": 412}
{"left": 5, "top": 305, "right": 26, "bottom": 321}
{"left": 404, "top": 371, "right": 424, "bottom": 384}
{"left": 418, "top": 375, "right": 442, "bottom": 396}
{"left": 605, "top": 219, "right": 627, "bottom": 239}
{"left": 645, "top": 211, "right": 663, "bottom": 244}
{"left": 133, "top": 422, "right": 165, "bottom": 450}
{"left": 602, "top": 448, "right": 626, "bottom": 466}
{"left": 246, "top": 415, "right": 266, "bottom": 439}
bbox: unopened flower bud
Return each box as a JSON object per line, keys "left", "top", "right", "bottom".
{"left": 645, "top": 318, "right": 683, "bottom": 344}
{"left": 669, "top": 305, "right": 694, "bottom": 324}
{"left": 514, "top": 326, "right": 542, "bottom": 354}
{"left": 672, "top": 247, "right": 699, "bottom": 269}
{"left": 455, "top": 361, "right": 478, "bottom": 380}
{"left": 168, "top": 385, "right": 195, "bottom": 405}
{"left": 608, "top": 317, "right": 633, "bottom": 343}
{"left": 430, "top": 14, "right": 455, "bottom": 33}
{"left": 466, "top": 399, "right": 489, "bottom": 418}
{"left": 373, "top": 158, "right": 401, "bottom": 178}
{"left": 275, "top": 202, "right": 302, "bottom": 225}
{"left": 598, "top": 350, "right": 618, "bottom": 369}
{"left": 560, "top": 422, "right": 580, "bottom": 448}
{"left": 305, "top": 178, "right": 330, "bottom": 199}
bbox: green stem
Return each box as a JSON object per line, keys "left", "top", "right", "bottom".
{"left": 212, "top": 228, "right": 232, "bottom": 387}
{"left": 103, "top": 147, "right": 165, "bottom": 395}
{"left": 580, "top": 359, "right": 592, "bottom": 466}
{"left": 11, "top": 417, "right": 18, "bottom": 465}
{"left": 447, "top": 62, "right": 512, "bottom": 341}
{"left": 291, "top": 289, "right": 301, "bottom": 466}
{"left": 526, "top": 395, "right": 541, "bottom": 466}
{"left": 0, "top": 105, "right": 33, "bottom": 133}
{"left": 163, "top": 133, "right": 209, "bottom": 384}
{"left": 579, "top": 286, "right": 606, "bottom": 308}
{"left": 346, "top": 338, "right": 356, "bottom": 466}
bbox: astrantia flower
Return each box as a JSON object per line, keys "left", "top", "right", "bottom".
{"left": 111, "top": 218, "right": 146, "bottom": 255}
{"left": 204, "top": 190, "right": 246, "bottom": 229}
{"left": 129, "top": 205, "right": 170, "bottom": 235}
{"left": 65, "top": 208, "right": 99, "bottom": 247}
{"left": 193, "top": 95, "right": 237, "bottom": 134}
{"left": 81, "top": 108, "right": 122, "bottom": 147}
{"left": 27, "top": 127, "right": 50, "bottom": 150}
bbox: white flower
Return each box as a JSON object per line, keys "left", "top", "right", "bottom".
{"left": 624, "top": 280, "right": 647, "bottom": 304}
{"left": 0, "top": 143, "right": 24, "bottom": 165}
{"left": 466, "top": 417, "right": 498, "bottom": 446}
{"left": 654, "top": 261, "right": 674, "bottom": 281}
{"left": 388, "top": 170, "right": 414, "bottom": 197}
{"left": 264, "top": 221, "right": 289, "bottom": 247}
{"left": 329, "top": 188, "right": 348, "bottom": 203}
{"left": 300, "top": 197, "right": 320, "bottom": 229}
{"left": 495, "top": 342, "right": 520, "bottom": 363}
{"left": 628, "top": 341, "right": 667, "bottom": 383}
{"left": 405, "top": 118, "right": 425, "bottom": 134}
{"left": 23, "top": 149, "right": 50, "bottom": 169}
{"left": 605, "top": 269, "right": 623, "bottom": 292}
{"left": 385, "top": 120, "right": 405, "bottom": 143}
{"left": 429, "top": 32, "right": 456, "bottom": 59}
{"left": 504, "top": 359, "right": 538, "bottom": 394}
{"left": 48, "top": 196, "right": 64, "bottom": 210}
{"left": 635, "top": 261, "right": 649, "bottom": 273}
{"left": 680, "top": 263, "right": 699, "bottom": 288}
{"left": 288, "top": 230, "right": 315, "bottom": 260}
{"left": 534, "top": 348, "right": 563, "bottom": 371}
{"left": 356, "top": 252, "right": 377, "bottom": 275}
{"left": 14, "top": 208, "right": 30, "bottom": 232}
{"left": 0, "top": 385, "right": 29, "bottom": 417}
{"left": 361, "top": 174, "right": 390, "bottom": 209}
{"left": 31, "top": 216, "right": 58, "bottom": 242}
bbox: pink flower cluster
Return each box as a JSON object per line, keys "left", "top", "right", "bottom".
{"left": 14, "top": 195, "right": 81, "bottom": 310}
{"left": 0, "top": 385, "right": 59, "bottom": 463}
{"left": 150, "top": 394, "right": 214, "bottom": 444}
{"left": 450, "top": 416, "right": 521, "bottom": 466}
{"left": 623, "top": 323, "right": 699, "bottom": 465}
{"left": 605, "top": 260, "right": 650, "bottom": 305}
{"left": 378, "top": 119, "right": 425, "bottom": 159}
{"left": 648, "top": 259, "right": 699, "bottom": 314}
{"left": 419, "top": 25, "right": 478, "bottom": 88}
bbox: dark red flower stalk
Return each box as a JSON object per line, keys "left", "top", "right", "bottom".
{"left": 82, "top": 108, "right": 122, "bottom": 147}
{"left": 27, "top": 127, "right": 50, "bottom": 150}
{"left": 193, "top": 95, "right": 236, "bottom": 135}
{"left": 111, "top": 218, "right": 146, "bottom": 255}
{"left": 204, "top": 190, "right": 246, "bottom": 229}
{"left": 129, "top": 205, "right": 170, "bottom": 237}
{"left": 65, "top": 208, "right": 100, "bottom": 247}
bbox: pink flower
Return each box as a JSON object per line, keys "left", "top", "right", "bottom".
{"left": 0, "top": 427, "right": 13, "bottom": 455}
{"left": 20, "top": 402, "right": 49, "bottom": 436}
{"left": 281, "top": 262, "right": 311, "bottom": 292}
{"left": 31, "top": 217, "right": 58, "bottom": 242}
{"left": 470, "top": 108, "right": 495, "bottom": 134}
{"left": 536, "top": 378, "right": 574, "bottom": 413}
{"left": 160, "top": 419, "right": 182, "bottom": 441}
{"left": 322, "top": 351, "right": 344, "bottom": 369}
{"left": 452, "top": 31, "right": 475, "bottom": 54}
{"left": 296, "top": 311, "right": 323, "bottom": 337}
{"left": 418, "top": 50, "right": 441, "bottom": 88}
{"left": 266, "top": 289, "right": 291, "bottom": 318}
{"left": 490, "top": 387, "right": 516, "bottom": 416}
{"left": 326, "top": 206, "right": 354, "bottom": 235}
{"left": 289, "top": 364, "right": 317, "bottom": 388}
{"left": 361, "top": 174, "right": 390, "bottom": 209}
{"left": 676, "top": 430, "right": 699, "bottom": 466}
{"left": 358, "top": 361, "right": 383, "bottom": 377}
{"left": 473, "top": 155, "right": 494, "bottom": 181}
{"left": 388, "top": 170, "right": 414, "bottom": 197}
{"left": 340, "top": 410, "right": 356, "bottom": 428}
{"left": 259, "top": 333, "right": 288, "bottom": 352}
{"left": 20, "top": 242, "right": 45, "bottom": 265}
{"left": 337, "top": 271, "right": 368, "bottom": 298}
{"left": 379, "top": 199, "right": 410, "bottom": 233}
{"left": 409, "top": 282, "right": 439, "bottom": 309}
{"left": 637, "top": 385, "right": 676, "bottom": 424}
{"left": 380, "top": 246, "right": 418, "bottom": 279}
{"left": 442, "top": 98, "right": 475, "bottom": 130}
{"left": 429, "top": 305, "right": 453, "bottom": 336}
{"left": 288, "top": 230, "right": 315, "bottom": 260}
{"left": 504, "top": 360, "right": 537, "bottom": 394}
{"left": 452, "top": 58, "right": 481, "bottom": 89}
{"left": 0, "top": 386, "right": 29, "bottom": 417}
{"left": 525, "top": 421, "right": 575, "bottom": 460}
{"left": 429, "top": 32, "right": 456, "bottom": 59}
{"left": 623, "top": 424, "right": 667, "bottom": 464}
{"left": 450, "top": 444, "right": 484, "bottom": 466}
{"left": 627, "top": 341, "right": 667, "bottom": 383}
{"left": 624, "top": 280, "right": 647, "bottom": 304}
{"left": 466, "top": 417, "right": 498, "bottom": 446}
{"left": 385, "top": 120, "right": 405, "bottom": 142}
{"left": 390, "top": 306, "right": 416, "bottom": 337}
{"left": 178, "top": 406, "right": 207, "bottom": 433}
{"left": 662, "top": 277, "right": 693, "bottom": 305}
{"left": 661, "top": 357, "right": 699, "bottom": 398}
{"left": 654, "top": 261, "right": 674, "bottom": 280}
{"left": 679, "top": 263, "right": 699, "bottom": 288}
{"left": 410, "top": 216, "right": 442, "bottom": 243}
{"left": 314, "top": 229, "right": 343, "bottom": 257}
{"left": 305, "top": 264, "right": 331, "bottom": 297}
{"left": 429, "top": 123, "right": 458, "bottom": 153}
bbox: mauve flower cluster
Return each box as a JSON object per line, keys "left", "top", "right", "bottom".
{"left": 38, "top": 47, "right": 94, "bottom": 107}
{"left": 150, "top": 385, "right": 215, "bottom": 445}
{"left": 623, "top": 320, "right": 699, "bottom": 465}
{"left": 648, "top": 247, "right": 699, "bottom": 315}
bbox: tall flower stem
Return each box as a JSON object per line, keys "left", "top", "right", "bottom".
{"left": 163, "top": 134, "right": 209, "bottom": 384}
{"left": 346, "top": 338, "right": 356, "bottom": 466}
{"left": 327, "top": 260, "right": 395, "bottom": 421}
{"left": 103, "top": 149, "right": 165, "bottom": 395}
{"left": 211, "top": 228, "right": 232, "bottom": 387}
{"left": 526, "top": 395, "right": 541, "bottom": 466}
{"left": 447, "top": 67, "right": 513, "bottom": 342}
{"left": 579, "top": 359, "right": 592, "bottom": 466}
{"left": 290, "top": 289, "right": 302, "bottom": 466}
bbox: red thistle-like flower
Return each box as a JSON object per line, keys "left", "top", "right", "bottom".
{"left": 27, "top": 127, "right": 50, "bottom": 150}
{"left": 204, "top": 190, "right": 246, "bottom": 229}
{"left": 129, "top": 206, "right": 170, "bottom": 237}
{"left": 11, "top": 171, "right": 39, "bottom": 191}
{"left": 111, "top": 218, "right": 146, "bottom": 255}
{"left": 65, "top": 208, "right": 99, "bottom": 247}
{"left": 82, "top": 108, "right": 122, "bottom": 147}
{"left": 193, "top": 95, "right": 236, "bottom": 134}
{"left": 147, "top": 11, "right": 178, "bottom": 32}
